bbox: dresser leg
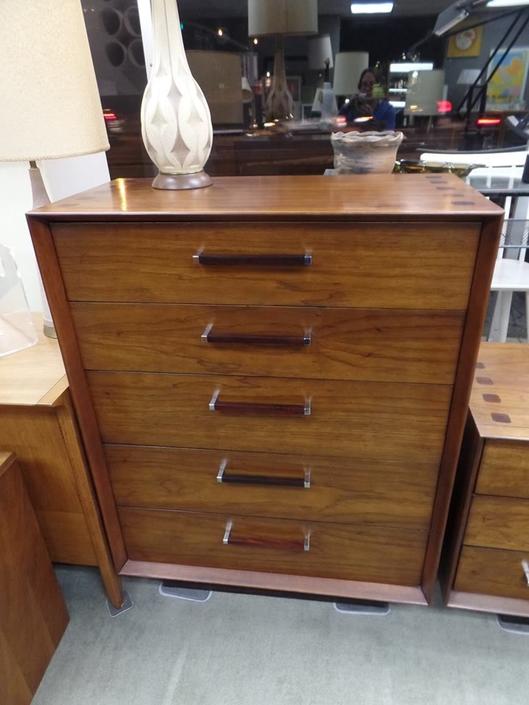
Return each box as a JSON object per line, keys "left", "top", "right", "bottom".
{"left": 334, "top": 600, "right": 390, "bottom": 616}
{"left": 101, "top": 568, "right": 126, "bottom": 610}
{"left": 107, "top": 590, "right": 134, "bottom": 617}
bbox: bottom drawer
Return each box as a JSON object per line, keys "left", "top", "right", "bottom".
{"left": 119, "top": 508, "right": 426, "bottom": 587}
{"left": 455, "top": 546, "right": 529, "bottom": 601}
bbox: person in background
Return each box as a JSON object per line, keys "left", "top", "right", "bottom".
{"left": 338, "top": 68, "right": 396, "bottom": 131}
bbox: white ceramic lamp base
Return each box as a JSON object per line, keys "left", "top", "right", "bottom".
{"left": 140, "top": 0, "right": 213, "bottom": 191}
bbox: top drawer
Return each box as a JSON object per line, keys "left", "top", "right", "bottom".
{"left": 52, "top": 221, "right": 479, "bottom": 309}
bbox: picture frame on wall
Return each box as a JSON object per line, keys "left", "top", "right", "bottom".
{"left": 447, "top": 27, "right": 483, "bottom": 58}
{"left": 486, "top": 47, "right": 529, "bottom": 111}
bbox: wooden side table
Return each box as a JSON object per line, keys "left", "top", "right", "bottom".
{"left": 0, "top": 318, "right": 122, "bottom": 608}
{"left": 443, "top": 343, "right": 529, "bottom": 616}
{"left": 0, "top": 453, "right": 68, "bottom": 705}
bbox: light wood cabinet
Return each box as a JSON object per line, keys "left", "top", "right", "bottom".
{"left": 0, "top": 320, "right": 121, "bottom": 607}
{"left": 28, "top": 174, "right": 502, "bottom": 605}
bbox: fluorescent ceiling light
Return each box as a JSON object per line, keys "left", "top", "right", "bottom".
{"left": 390, "top": 62, "right": 434, "bottom": 72}
{"left": 487, "top": 0, "right": 529, "bottom": 6}
{"left": 351, "top": 2, "right": 394, "bottom": 14}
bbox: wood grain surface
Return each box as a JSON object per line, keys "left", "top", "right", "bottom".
{"left": 89, "top": 372, "right": 452, "bottom": 463}
{"left": 420, "top": 216, "right": 502, "bottom": 602}
{"left": 29, "top": 218, "right": 127, "bottom": 606}
{"left": 466, "top": 495, "right": 529, "bottom": 552}
{"left": 107, "top": 444, "right": 438, "bottom": 526}
{"left": 30, "top": 175, "right": 502, "bottom": 220}
{"left": 0, "top": 454, "right": 68, "bottom": 705}
{"left": 53, "top": 221, "right": 479, "bottom": 310}
{"left": 476, "top": 439, "right": 529, "bottom": 498}
{"left": 455, "top": 545, "right": 529, "bottom": 602}
{"left": 0, "top": 406, "right": 96, "bottom": 566}
{"left": 73, "top": 303, "right": 464, "bottom": 385}
{"left": 119, "top": 507, "right": 426, "bottom": 586}
{"left": 471, "top": 343, "right": 529, "bottom": 440}
{"left": 0, "top": 316, "right": 66, "bottom": 406}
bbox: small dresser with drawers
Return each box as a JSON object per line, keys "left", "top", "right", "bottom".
{"left": 28, "top": 174, "right": 502, "bottom": 606}
{"left": 443, "top": 343, "right": 529, "bottom": 616}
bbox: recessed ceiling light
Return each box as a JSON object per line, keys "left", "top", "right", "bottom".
{"left": 350, "top": 2, "right": 394, "bottom": 14}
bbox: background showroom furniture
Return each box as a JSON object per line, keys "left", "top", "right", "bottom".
{"left": 0, "top": 452, "right": 69, "bottom": 705}
{"left": 28, "top": 174, "right": 501, "bottom": 606}
{"left": 443, "top": 343, "right": 529, "bottom": 618}
{"left": 0, "top": 316, "right": 122, "bottom": 608}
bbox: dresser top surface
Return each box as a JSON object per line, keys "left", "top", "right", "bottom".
{"left": 29, "top": 175, "right": 502, "bottom": 222}
{"left": 0, "top": 315, "right": 67, "bottom": 407}
{"left": 471, "top": 343, "right": 529, "bottom": 441}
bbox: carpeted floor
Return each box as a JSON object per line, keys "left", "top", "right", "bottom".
{"left": 33, "top": 566, "right": 529, "bottom": 705}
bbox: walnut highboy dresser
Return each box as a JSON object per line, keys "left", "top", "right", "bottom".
{"left": 28, "top": 175, "right": 502, "bottom": 607}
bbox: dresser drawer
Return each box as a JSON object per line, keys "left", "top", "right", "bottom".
{"left": 89, "top": 372, "right": 451, "bottom": 463}
{"left": 475, "top": 440, "right": 529, "bottom": 499}
{"left": 466, "top": 495, "right": 529, "bottom": 552}
{"left": 73, "top": 303, "right": 464, "bottom": 385}
{"left": 107, "top": 445, "right": 438, "bottom": 526}
{"left": 53, "top": 221, "right": 479, "bottom": 310}
{"left": 119, "top": 508, "right": 426, "bottom": 586}
{"left": 455, "top": 546, "right": 529, "bottom": 601}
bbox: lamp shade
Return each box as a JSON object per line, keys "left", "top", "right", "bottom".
{"left": 0, "top": 0, "right": 109, "bottom": 161}
{"left": 333, "top": 52, "right": 369, "bottom": 96}
{"left": 248, "top": 0, "right": 318, "bottom": 37}
{"left": 308, "top": 35, "right": 334, "bottom": 70}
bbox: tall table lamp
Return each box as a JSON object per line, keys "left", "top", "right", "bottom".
{"left": 333, "top": 52, "right": 370, "bottom": 102}
{"left": 308, "top": 34, "right": 337, "bottom": 122}
{"left": 249, "top": 0, "right": 318, "bottom": 121}
{"left": 0, "top": 0, "right": 109, "bottom": 337}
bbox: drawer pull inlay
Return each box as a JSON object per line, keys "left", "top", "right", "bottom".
{"left": 222, "top": 520, "right": 311, "bottom": 552}
{"left": 209, "top": 389, "right": 312, "bottom": 417}
{"left": 201, "top": 323, "right": 312, "bottom": 348}
{"left": 193, "top": 251, "right": 313, "bottom": 267}
{"left": 522, "top": 560, "right": 529, "bottom": 587}
{"left": 216, "top": 459, "right": 311, "bottom": 489}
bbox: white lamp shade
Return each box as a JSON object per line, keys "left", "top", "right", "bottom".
{"left": 308, "top": 35, "right": 334, "bottom": 70}
{"left": 333, "top": 52, "right": 369, "bottom": 96}
{"left": 0, "top": 0, "right": 109, "bottom": 161}
{"left": 248, "top": 0, "right": 318, "bottom": 36}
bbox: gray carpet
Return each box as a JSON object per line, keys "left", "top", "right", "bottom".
{"left": 33, "top": 566, "right": 529, "bottom": 705}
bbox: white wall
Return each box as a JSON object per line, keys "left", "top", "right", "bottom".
{"left": 0, "top": 153, "right": 110, "bottom": 311}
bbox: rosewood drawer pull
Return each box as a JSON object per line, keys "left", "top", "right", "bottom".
{"left": 193, "top": 252, "right": 313, "bottom": 267}
{"left": 522, "top": 560, "right": 529, "bottom": 587}
{"left": 201, "top": 323, "right": 312, "bottom": 348}
{"left": 209, "top": 389, "right": 312, "bottom": 417}
{"left": 216, "top": 459, "right": 311, "bottom": 489}
{"left": 222, "top": 520, "right": 311, "bottom": 552}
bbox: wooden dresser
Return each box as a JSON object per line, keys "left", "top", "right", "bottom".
{"left": 0, "top": 453, "right": 68, "bottom": 705}
{"left": 0, "top": 318, "right": 121, "bottom": 607}
{"left": 28, "top": 175, "right": 502, "bottom": 606}
{"left": 443, "top": 343, "right": 529, "bottom": 617}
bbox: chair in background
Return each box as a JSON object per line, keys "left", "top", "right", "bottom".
{"left": 489, "top": 220, "right": 529, "bottom": 342}
{"left": 420, "top": 149, "right": 529, "bottom": 341}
